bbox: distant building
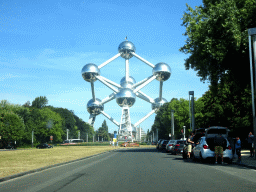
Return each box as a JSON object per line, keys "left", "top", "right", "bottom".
{"left": 135, "top": 126, "right": 146, "bottom": 142}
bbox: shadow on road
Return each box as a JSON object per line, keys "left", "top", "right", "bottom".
{"left": 114, "top": 148, "right": 158, "bottom": 153}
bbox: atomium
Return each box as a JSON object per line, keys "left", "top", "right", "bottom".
{"left": 118, "top": 41, "right": 136, "bottom": 59}
{"left": 151, "top": 98, "right": 168, "bottom": 111}
{"left": 116, "top": 88, "right": 136, "bottom": 107}
{"left": 81, "top": 63, "right": 100, "bottom": 82}
{"left": 87, "top": 98, "right": 104, "bottom": 115}
{"left": 81, "top": 38, "right": 171, "bottom": 142}
{"left": 153, "top": 62, "right": 171, "bottom": 81}
{"left": 120, "top": 76, "right": 136, "bottom": 89}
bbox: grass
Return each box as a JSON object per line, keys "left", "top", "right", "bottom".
{"left": 0, "top": 145, "right": 155, "bottom": 179}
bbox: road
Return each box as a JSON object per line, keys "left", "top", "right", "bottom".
{"left": 1, "top": 147, "right": 256, "bottom": 192}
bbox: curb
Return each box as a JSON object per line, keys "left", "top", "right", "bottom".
{"left": 0, "top": 148, "right": 120, "bottom": 183}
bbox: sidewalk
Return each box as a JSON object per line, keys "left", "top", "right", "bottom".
{"left": 233, "top": 150, "right": 256, "bottom": 169}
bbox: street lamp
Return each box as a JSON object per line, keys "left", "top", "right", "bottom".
{"left": 189, "top": 91, "right": 195, "bottom": 132}
{"left": 248, "top": 27, "right": 256, "bottom": 159}
{"left": 183, "top": 126, "right": 186, "bottom": 140}
{"left": 171, "top": 109, "right": 175, "bottom": 140}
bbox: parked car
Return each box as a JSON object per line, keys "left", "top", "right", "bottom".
{"left": 159, "top": 140, "right": 169, "bottom": 150}
{"left": 166, "top": 140, "right": 177, "bottom": 153}
{"left": 171, "top": 140, "right": 186, "bottom": 155}
{"left": 156, "top": 139, "right": 164, "bottom": 149}
{"left": 152, "top": 141, "right": 157, "bottom": 145}
{"left": 0, "top": 141, "right": 17, "bottom": 149}
{"left": 36, "top": 143, "right": 53, "bottom": 149}
{"left": 183, "top": 128, "right": 206, "bottom": 159}
{"left": 192, "top": 136, "right": 233, "bottom": 163}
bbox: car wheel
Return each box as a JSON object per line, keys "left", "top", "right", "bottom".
{"left": 200, "top": 153, "right": 206, "bottom": 163}
{"left": 192, "top": 152, "right": 196, "bottom": 161}
{"left": 227, "top": 159, "right": 233, "bottom": 164}
{"left": 183, "top": 151, "right": 187, "bottom": 159}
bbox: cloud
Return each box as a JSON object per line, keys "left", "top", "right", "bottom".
{"left": 0, "top": 73, "right": 20, "bottom": 81}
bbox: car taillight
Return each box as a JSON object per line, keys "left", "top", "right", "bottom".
{"left": 169, "top": 144, "right": 173, "bottom": 146}
{"left": 175, "top": 144, "right": 180, "bottom": 147}
{"left": 227, "top": 146, "right": 232, "bottom": 150}
{"left": 203, "top": 145, "right": 209, "bottom": 149}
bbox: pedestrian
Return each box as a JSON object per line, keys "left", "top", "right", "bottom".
{"left": 214, "top": 134, "right": 226, "bottom": 164}
{"left": 235, "top": 136, "right": 242, "bottom": 164}
{"left": 187, "top": 132, "right": 195, "bottom": 159}
{"left": 248, "top": 132, "right": 254, "bottom": 157}
{"left": 110, "top": 141, "right": 112, "bottom": 146}
{"left": 117, "top": 141, "right": 119, "bottom": 147}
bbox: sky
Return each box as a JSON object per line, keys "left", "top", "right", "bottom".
{"left": 0, "top": 0, "right": 210, "bottom": 135}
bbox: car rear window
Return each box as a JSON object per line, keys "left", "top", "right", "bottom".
{"left": 177, "top": 141, "right": 185, "bottom": 144}
{"left": 207, "top": 129, "right": 227, "bottom": 134}
{"left": 163, "top": 141, "right": 168, "bottom": 144}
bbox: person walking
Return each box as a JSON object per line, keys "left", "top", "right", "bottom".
{"left": 248, "top": 132, "right": 254, "bottom": 157}
{"left": 235, "top": 136, "right": 242, "bottom": 164}
{"left": 187, "top": 133, "right": 194, "bottom": 159}
{"left": 214, "top": 134, "right": 226, "bottom": 165}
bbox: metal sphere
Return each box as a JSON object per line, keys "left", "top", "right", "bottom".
{"left": 115, "top": 88, "right": 136, "bottom": 107}
{"left": 87, "top": 98, "right": 104, "bottom": 115}
{"left": 120, "top": 76, "right": 136, "bottom": 89}
{"left": 81, "top": 63, "right": 100, "bottom": 82}
{"left": 151, "top": 98, "right": 168, "bottom": 111}
{"left": 152, "top": 62, "right": 171, "bottom": 81}
{"left": 118, "top": 41, "right": 136, "bottom": 59}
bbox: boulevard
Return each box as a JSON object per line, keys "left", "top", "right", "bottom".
{"left": 1, "top": 147, "right": 256, "bottom": 192}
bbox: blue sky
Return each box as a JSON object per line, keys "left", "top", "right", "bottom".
{"left": 0, "top": 0, "right": 210, "bottom": 134}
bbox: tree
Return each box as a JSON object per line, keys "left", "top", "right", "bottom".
{"left": 23, "top": 101, "right": 31, "bottom": 108}
{"left": 32, "top": 96, "right": 48, "bottom": 109}
{"left": 180, "top": 0, "right": 256, "bottom": 95}
{"left": 0, "top": 109, "right": 25, "bottom": 145}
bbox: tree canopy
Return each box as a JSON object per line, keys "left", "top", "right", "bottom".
{"left": 180, "top": 0, "right": 256, "bottom": 94}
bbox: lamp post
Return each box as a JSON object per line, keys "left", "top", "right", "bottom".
{"left": 31, "top": 129, "right": 34, "bottom": 148}
{"left": 189, "top": 91, "right": 195, "bottom": 132}
{"left": 171, "top": 109, "right": 175, "bottom": 140}
{"left": 66, "top": 129, "right": 69, "bottom": 140}
{"left": 248, "top": 27, "right": 256, "bottom": 159}
{"left": 183, "top": 126, "right": 186, "bottom": 140}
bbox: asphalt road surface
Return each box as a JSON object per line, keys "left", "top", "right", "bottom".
{"left": 1, "top": 148, "right": 256, "bottom": 192}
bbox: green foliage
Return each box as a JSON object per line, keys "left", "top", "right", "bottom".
{"left": 96, "top": 120, "right": 110, "bottom": 141}
{"left": 180, "top": 0, "right": 256, "bottom": 95}
{"left": 0, "top": 109, "right": 25, "bottom": 142}
{"left": 32, "top": 96, "right": 48, "bottom": 109}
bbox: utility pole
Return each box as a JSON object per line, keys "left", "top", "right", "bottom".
{"left": 248, "top": 27, "right": 256, "bottom": 159}
{"left": 171, "top": 109, "right": 175, "bottom": 140}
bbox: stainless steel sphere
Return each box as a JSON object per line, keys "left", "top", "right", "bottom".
{"left": 87, "top": 98, "right": 104, "bottom": 115}
{"left": 152, "top": 62, "right": 171, "bottom": 81}
{"left": 115, "top": 88, "right": 136, "bottom": 107}
{"left": 120, "top": 76, "right": 136, "bottom": 89}
{"left": 118, "top": 41, "right": 136, "bottom": 59}
{"left": 81, "top": 63, "right": 100, "bottom": 82}
{"left": 151, "top": 98, "right": 168, "bottom": 111}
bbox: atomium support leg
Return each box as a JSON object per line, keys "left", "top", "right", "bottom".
{"left": 131, "top": 52, "right": 155, "bottom": 68}
{"left": 88, "top": 114, "right": 96, "bottom": 127}
{"left": 91, "top": 82, "right": 96, "bottom": 102}
{"left": 159, "top": 81, "right": 163, "bottom": 101}
{"left": 133, "top": 75, "right": 157, "bottom": 93}
{"left": 134, "top": 109, "right": 157, "bottom": 127}
{"left": 100, "top": 111, "right": 120, "bottom": 127}
{"left": 95, "top": 76, "right": 119, "bottom": 93}
{"left": 98, "top": 53, "right": 121, "bottom": 69}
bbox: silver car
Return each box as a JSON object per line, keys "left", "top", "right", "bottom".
{"left": 192, "top": 136, "right": 233, "bottom": 163}
{"left": 166, "top": 140, "right": 176, "bottom": 153}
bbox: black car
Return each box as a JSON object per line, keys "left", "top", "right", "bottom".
{"left": 156, "top": 139, "right": 164, "bottom": 149}
{"left": 0, "top": 141, "right": 17, "bottom": 149}
{"left": 36, "top": 143, "right": 53, "bottom": 149}
{"left": 159, "top": 140, "right": 169, "bottom": 150}
{"left": 172, "top": 140, "right": 186, "bottom": 155}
